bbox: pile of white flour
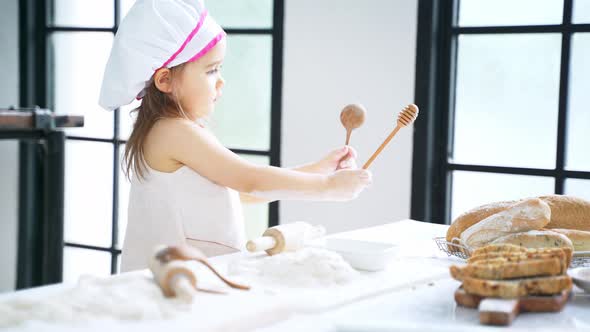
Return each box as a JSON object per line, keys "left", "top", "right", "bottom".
{"left": 228, "top": 248, "right": 359, "bottom": 288}
{"left": 0, "top": 274, "right": 190, "bottom": 327}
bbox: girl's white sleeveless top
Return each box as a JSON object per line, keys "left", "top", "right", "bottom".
{"left": 121, "top": 165, "right": 246, "bottom": 272}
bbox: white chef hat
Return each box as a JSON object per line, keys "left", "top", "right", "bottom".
{"left": 99, "top": 0, "right": 225, "bottom": 111}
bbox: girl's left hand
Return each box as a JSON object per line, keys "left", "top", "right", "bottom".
{"left": 312, "top": 146, "right": 358, "bottom": 174}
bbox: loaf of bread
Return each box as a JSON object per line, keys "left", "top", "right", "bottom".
{"left": 459, "top": 198, "right": 551, "bottom": 249}
{"left": 490, "top": 230, "right": 574, "bottom": 253}
{"left": 446, "top": 195, "right": 590, "bottom": 245}
{"left": 461, "top": 275, "right": 572, "bottom": 298}
{"left": 540, "top": 195, "right": 590, "bottom": 231}
{"left": 550, "top": 228, "right": 590, "bottom": 251}
{"left": 446, "top": 200, "right": 516, "bottom": 244}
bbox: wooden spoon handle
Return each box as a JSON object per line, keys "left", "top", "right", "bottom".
{"left": 199, "top": 259, "right": 251, "bottom": 290}
{"left": 362, "top": 125, "right": 401, "bottom": 169}
{"left": 345, "top": 129, "right": 352, "bottom": 145}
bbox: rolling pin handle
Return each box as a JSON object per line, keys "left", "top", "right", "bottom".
{"left": 246, "top": 236, "right": 277, "bottom": 252}
{"left": 170, "top": 274, "right": 197, "bottom": 301}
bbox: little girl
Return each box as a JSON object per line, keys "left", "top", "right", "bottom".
{"left": 99, "top": 0, "right": 372, "bottom": 271}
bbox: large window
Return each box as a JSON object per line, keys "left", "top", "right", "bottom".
{"left": 412, "top": 0, "right": 590, "bottom": 224}
{"left": 31, "top": 0, "right": 284, "bottom": 282}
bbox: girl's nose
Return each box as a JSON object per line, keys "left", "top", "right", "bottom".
{"left": 216, "top": 76, "right": 225, "bottom": 89}
{"left": 216, "top": 76, "right": 225, "bottom": 96}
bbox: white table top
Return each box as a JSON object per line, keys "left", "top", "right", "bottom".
{"left": 1, "top": 219, "right": 588, "bottom": 332}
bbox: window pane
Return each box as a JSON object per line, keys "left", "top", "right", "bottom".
{"left": 565, "top": 178, "right": 590, "bottom": 202}
{"left": 574, "top": 0, "right": 590, "bottom": 23}
{"left": 119, "top": 0, "right": 273, "bottom": 28}
{"left": 451, "top": 171, "right": 554, "bottom": 223}
{"left": 63, "top": 247, "right": 111, "bottom": 283}
{"left": 65, "top": 141, "right": 113, "bottom": 247}
{"left": 52, "top": 0, "right": 114, "bottom": 28}
{"left": 119, "top": 99, "right": 140, "bottom": 140}
{"left": 52, "top": 32, "right": 114, "bottom": 139}
{"left": 210, "top": 35, "right": 272, "bottom": 150}
{"left": 117, "top": 144, "right": 130, "bottom": 249}
{"left": 458, "top": 0, "right": 563, "bottom": 27}
{"left": 566, "top": 33, "right": 590, "bottom": 171}
{"left": 453, "top": 34, "right": 561, "bottom": 169}
{"left": 240, "top": 155, "right": 270, "bottom": 240}
{"left": 207, "top": 0, "right": 273, "bottom": 29}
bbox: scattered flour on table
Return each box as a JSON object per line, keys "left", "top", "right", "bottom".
{"left": 228, "top": 248, "right": 359, "bottom": 288}
{"left": 0, "top": 274, "right": 190, "bottom": 327}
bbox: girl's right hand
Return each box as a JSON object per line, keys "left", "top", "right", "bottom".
{"left": 324, "top": 168, "right": 372, "bottom": 201}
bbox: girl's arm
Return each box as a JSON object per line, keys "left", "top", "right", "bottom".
{"left": 161, "top": 119, "right": 370, "bottom": 201}
{"left": 239, "top": 146, "right": 358, "bottom": 204}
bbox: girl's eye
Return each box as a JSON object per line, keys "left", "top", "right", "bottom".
{"left": 207, "top": 68, "right": 219, "bottom": 75}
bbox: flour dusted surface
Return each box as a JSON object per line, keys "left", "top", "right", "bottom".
{"left": 0, "top": 274, "right": 190, "bottom": 327}
{"left": 228, "top": 248, "right": 359, "bottom": 288}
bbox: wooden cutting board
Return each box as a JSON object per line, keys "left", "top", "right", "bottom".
{"left": 454, "top": 287, "right": 571, "bottom": 326}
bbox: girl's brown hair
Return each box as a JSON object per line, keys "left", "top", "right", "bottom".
{"left": 124, "top": 64, "right": 187, "bottom": 180}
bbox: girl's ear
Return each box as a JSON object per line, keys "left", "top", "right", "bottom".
{"left": 154, "top": 68, "right": 173, "bottom": 93}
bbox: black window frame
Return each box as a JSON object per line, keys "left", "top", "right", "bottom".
{"left": 19, "top": 0, "right": 284, "bottom": 281}
{"left": 412, "top": 0, "right": 590, "bottom": 225}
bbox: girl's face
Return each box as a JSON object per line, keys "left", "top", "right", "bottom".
{"left": 176, "top": 37, "right": 226, "bottom": 120}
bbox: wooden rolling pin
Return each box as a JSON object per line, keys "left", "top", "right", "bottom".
{"left": 149, "top": 247, "right": 199, "bottom": 301}
{"left": 246, "top": 222, "right": 326, "bottom": 256}
{"left": 149, "top": 245, "right": 249, "bottom": 301}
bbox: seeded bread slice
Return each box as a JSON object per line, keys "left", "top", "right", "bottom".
{"left": 468, "top": 247, "right": 571, "bottom": 269}
{"left": 461, "top": 275, "right": 572, "bottom": 298}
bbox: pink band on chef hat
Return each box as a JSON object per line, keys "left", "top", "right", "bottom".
{"left": 99, "top": 0, "right": 225, "bottom": 110}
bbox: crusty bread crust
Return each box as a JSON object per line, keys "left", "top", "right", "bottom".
{"left": 459, "top": 198, "right": 551, "bottom": 249}
{"left": 446, "top": 195, "right": 590, "bottom": 246}
{"left": 446, "top": 200, "right": 516, "bottom": 243}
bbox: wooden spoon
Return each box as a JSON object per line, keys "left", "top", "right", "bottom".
{"left": 340, "top": 104, "right": 366, "bottom": 145}
{"left": 156, "top": 245, "right": 250, "bottom": 290}
{"left": 362, "top": 104, "right": 419, "bottom": 169}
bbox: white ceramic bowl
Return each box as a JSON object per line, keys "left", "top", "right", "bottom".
{"left": 318, "top": 238, "right": 398, "bottom": 271}
{"left": 569, "top": 267, "right": 590, "bottom": 292}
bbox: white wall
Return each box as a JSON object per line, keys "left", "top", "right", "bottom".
{"left": 281, "top": 0, "right": 418, "bottom": 233}
{"left": 0, "top": 0, "right": 20, "bottom": 292}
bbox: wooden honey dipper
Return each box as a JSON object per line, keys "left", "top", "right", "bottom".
{"left": 149, "top": 245, "right": 249, "bottom": 301}
{"left": 362, "top": 104, "right": 419, "bottom": 169}
{"left": 340, "top": 104, "right": 366, "bottom": 145}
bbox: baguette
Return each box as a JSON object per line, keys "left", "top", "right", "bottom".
{"left": 446, "top": 200, "right": 516, "bottom": 243}
{"left": 459, "top": 198, "right": 551, "bottom": 249}
{"left": 461, "top": 275, "right": 572, "bottom": 298}
{"left": 446, "top": 195, "right": 590, "bottom": 245}
{"left": 541, "top": 195, "right": 590, "bottom": 231}
{"left": 550, "top": 228, "right": 590, "bottom": 251}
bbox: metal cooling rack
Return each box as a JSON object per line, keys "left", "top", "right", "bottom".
{"left": 433, "top": 237, "right": 590, "bottom": 268}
